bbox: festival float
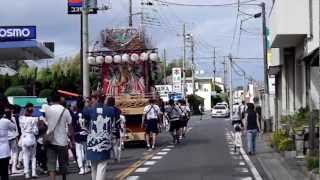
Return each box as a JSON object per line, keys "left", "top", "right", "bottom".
{"left": 88, "top": 28, "right": 160, "bottom": 142}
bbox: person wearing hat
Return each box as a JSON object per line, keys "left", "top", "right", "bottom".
{"left": 19, "top": 103, "right": 39, "bottom": 179}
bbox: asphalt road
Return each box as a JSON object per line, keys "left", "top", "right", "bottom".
{"left": 11, "top": 113, "right": 269, "bottom": 180}
{"left": 126, "top": 114, "right": 261, "bottom": 180}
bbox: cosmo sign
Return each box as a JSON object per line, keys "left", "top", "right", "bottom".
{"left": 0, "top": 26, "right": 36, "bottom": 41}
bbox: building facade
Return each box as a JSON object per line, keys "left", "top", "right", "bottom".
{"left": 269, "top": 0, "right": 319, "bottom": 130}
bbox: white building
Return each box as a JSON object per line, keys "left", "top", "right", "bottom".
{"left": 186, "top": 76, "right": 224, "bottom": 111}
{"left": 269, "top": 0, "right": 319, "bottom": 130}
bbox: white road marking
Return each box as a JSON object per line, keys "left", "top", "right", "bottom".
{"left": 236, "top": 167, "right": 249, "bottom": 173}
{"left": 240, "top": 147, "right": 263, "bottom": 180}
{"left": 144, "top": 161, "right": 157, "bottom": 166}
{"left": 167, "top": 145, "right": 174, "bottom": 148}
{"left": 239, "top": 177, "right": 253, "bottom": 180}
{"left": 126, "top": 176, "right": 140, "bottom": 180}
{"left": 157, "top": 152, "right": 168, "bottom": 155}
{"left": 232, "top": 155, "right": 243, "bottom": 160}
{"left": 135, "top": 167, "right": 149, "bottom": 173}
{"left": 239, "top": 161, "right": 246, "bottom": 166}
{"left": 161, "top": 148, "right": 172, "bottom": 151}
{"left": 152, "top": 156, "right": 163, "bottom": 160}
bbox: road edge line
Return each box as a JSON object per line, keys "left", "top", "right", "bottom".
{"left": 240, "top": 147, "right": 263, "bottom": 180}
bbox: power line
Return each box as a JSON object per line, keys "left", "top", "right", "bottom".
{"left": 153, "top": 0, "right": 258, "bottom": 7}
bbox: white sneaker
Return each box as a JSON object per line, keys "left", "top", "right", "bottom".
{"left": 79, "top": 168, "right": 85, "bottom": 175}
{"left": 85, "top": 167, "right": 91, "bottom": 174}
{"left": 25, "top": 174, "right": 31, "bottom": 179}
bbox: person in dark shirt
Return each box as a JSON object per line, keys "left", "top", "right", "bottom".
{"left": 72, "top": 99, "right": 90, "bottom": 175}
{"left": 84, "top": 96, "right": 120, "bottom": 180}
{"left": 244, "top": 103, "right": 261, "bottom": 155}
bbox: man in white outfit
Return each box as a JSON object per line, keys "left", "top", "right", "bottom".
{"left": 20, "top": 103, "right": 39, "bottom": 179}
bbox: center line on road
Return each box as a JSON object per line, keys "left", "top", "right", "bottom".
{"left": 144, "top": 161, "right": 157, "bottom": 166}
{"left": 135, "top": 167, "right": 149, "bottom": 173}
{"left": 157, "top": 151, "right": 168, "bottom": 155}
{"left": 161, "top": 148, "right": 172, "bottom": 151}
{"left": 126, "top": 176, "right": 140, "bottom": 180}
{"left": 152, "top": 156, "right": 163, "bottom": 160}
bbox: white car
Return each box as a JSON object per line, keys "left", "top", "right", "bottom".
{"left": 216, "top": 102, "right": 229, "bottom": 109}
{"left": 211, "top": 105, "right": 230, "bottom": 118}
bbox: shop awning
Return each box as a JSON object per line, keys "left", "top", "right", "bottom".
{"left": 0, "top": 40, "right": 54, "bottom": 61}
{"left": 268, "top": 65, "right": 281, "bottom": 76}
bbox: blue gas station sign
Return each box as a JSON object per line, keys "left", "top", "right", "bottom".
{"left": 0, "top": 26, "right": 36, "bottom": 41}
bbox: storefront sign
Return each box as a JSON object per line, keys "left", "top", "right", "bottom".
{"left": 0, "top": 26, "right": 36, "bottom": 41}
{"left": 155, "top": 85, "right": 172, "bottom": 93}
{"left": 68, "top": 0, "right": 97, "bottom": 14}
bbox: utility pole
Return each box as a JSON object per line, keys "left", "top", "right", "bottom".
{"left": 80, "top": 13, "right": 83, "bottom": 95}
{"left": 191, "top": 35, "right": 195, "bottom": 95}
{"left": 223, "top": 57, "right": 227, "bottom": 93}
{"left": 229, "top": 55, "right": 233, "bottom": 120}
{"left": 163, "top": 48, "right": 167, "bottom": 84}
{"left": 182, "top": 23, "right": 186, "bottom": 97}
{"left": 213, "top": 47, "right": 216, "bottom": 93}
{"left": 261, "top": 2, "right": 271, "bottom": 131}
{"left": 243, "top": 71, "right": 246, "bottom": 101}
{"left": 129, "top": 0, "right": 133, "bottom": 27}
{"left": 82, "top": 0, "right": 90, "bottom": 97}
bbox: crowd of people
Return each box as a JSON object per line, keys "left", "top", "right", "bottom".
{"left": 0, "top": 92, "right": 191, "bottom": 180}
{"left": 142, "top": 98, "right": 191, "bottom": 150}
{"left": 0, "top": 93, "right": 125, "bottom": 180}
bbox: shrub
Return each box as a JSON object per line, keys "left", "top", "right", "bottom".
{"left": 278, "top": 138, "right": 295, "bottom": 152}
{"left": 270, "top": 130, "right": 289, "bottom": 151}
{"left": 4, "top": 86, "right": 27, "bottom": 96}
{"left": 306, "top": 155, "right": 319, "bottom": 171}
{"left": 39, "top": 89, "right": 53, "bottom": 98}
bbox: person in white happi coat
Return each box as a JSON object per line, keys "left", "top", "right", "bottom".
{"left": 5, "top": 104, "right": 20, "bottom": 174}
{"left": 19, "top": 103, "right": 39, "bottom": 179}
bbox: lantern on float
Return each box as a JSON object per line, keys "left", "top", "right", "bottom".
{"left": 122, "top": 54, "right": 129, "bottom": 63}
{"left": 105, "top": 55, "right": 113, "bottom": 64}
{"left": 96, "top": 56, "right": 104, "bottom": 64}
{"left": 140, "top": 52, "right": 149, "bottom": 61}
{"left": 88, "top": 56, "right": 96, "bottom": 65}
{"left": 149, "top": 53, "right": 159, "bottom": 61}
{"left": 130, "top": 53, "right": 139, "bottom": 62}
{"left": 113, "top": 55, "right": 121, "bottom": 63}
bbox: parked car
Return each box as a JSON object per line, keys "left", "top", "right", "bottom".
{"left": 216, "top": 102, "right": 229, "bottom": 108}
{"left": 211, "top": 105, "right": 230, "bottom": 118}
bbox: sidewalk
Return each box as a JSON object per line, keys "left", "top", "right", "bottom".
{"left": 251, "top": 133, "right": 312, "bottom": 180}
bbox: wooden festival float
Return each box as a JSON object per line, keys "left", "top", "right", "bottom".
{"left": 88, "top": 28, "right": 160, "bottom": 141}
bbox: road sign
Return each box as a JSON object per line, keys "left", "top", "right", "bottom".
{"left": 172, "top": 68, "right": 182, "bottom": 92}
{"left": 172, "top": 68, "right": 181, "bottom": 83}
{"left": 0, "top": 26, "right": 36, "bottom": 41}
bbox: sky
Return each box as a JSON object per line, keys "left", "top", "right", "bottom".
{"left": 0, "top": 0, "right": 272, "bottom": 86}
